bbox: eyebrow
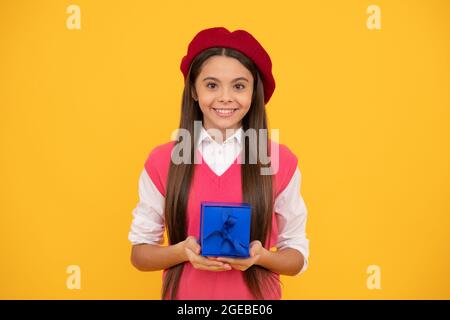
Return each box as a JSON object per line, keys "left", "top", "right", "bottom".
{"left": 202, "top": 76, "right": 249, "bottom": 83}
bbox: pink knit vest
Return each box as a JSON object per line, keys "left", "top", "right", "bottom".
{"left": 144, "top": 139, "right": 298, "bottom": 300}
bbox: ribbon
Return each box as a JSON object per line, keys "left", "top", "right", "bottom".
{"left": 204, "top": 208, "right": 248, "bottom": 256}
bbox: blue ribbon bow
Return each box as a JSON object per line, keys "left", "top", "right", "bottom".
{"left": 204, "top": 208, "right": 249, "bottom": 256}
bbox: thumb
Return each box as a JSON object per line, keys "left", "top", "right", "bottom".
{"left": 250, "top": 241, "right": 261, "bottom": 257}
{"left": 193, "top": 242, "right": 201, "bottom": 255}
{"left": 186, "top": 236, "right": 200, "bottom": 253}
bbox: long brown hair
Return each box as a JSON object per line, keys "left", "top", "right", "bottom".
{"left": 162, "top": 47, "right": 280, "bottom": 299}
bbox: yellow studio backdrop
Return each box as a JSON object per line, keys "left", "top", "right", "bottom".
{"left": 1, "top": 0, "right": 449, "bottom": 299}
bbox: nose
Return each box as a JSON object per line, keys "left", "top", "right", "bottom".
{"left": 218, "top": 87, "right": 233, "bottom": 103}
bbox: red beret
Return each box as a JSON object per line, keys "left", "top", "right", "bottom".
{"left": 180, "top": 27, "right": 275, "bottom": 104}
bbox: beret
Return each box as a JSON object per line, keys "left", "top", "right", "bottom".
{"left": 180, "top": 27, "right": 275, "bottom": 104}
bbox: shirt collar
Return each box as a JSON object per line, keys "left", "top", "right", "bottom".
{"left": 197, "top": 126, "right": 243, "bottom": 150}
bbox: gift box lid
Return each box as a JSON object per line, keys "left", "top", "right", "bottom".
{"left": 200, "top": 201, "right": 251, "bottom": 209}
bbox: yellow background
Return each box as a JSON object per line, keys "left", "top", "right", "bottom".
{"left": 1, "top": 0, "right": 449, "bottom": 299}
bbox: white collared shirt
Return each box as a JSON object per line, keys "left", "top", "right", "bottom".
{"left": 128, "top": 126, "right": 310, "bottom": 275}
{"left": 196, "top": 126, "right": 244, "bottom": 176}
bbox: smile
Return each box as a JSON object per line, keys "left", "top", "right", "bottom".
{"left": 212, "top": 108, "right": 238, "bottom": 118}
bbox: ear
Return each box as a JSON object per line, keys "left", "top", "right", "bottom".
{"left": 191, "top": 87, "right": 198, "bottom": 101}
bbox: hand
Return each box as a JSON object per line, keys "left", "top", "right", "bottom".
{"left": 209, "top": 240, "right": 265, "bottom": 271}
{"left": 181, "top": 236, "right": 232, "bottom": 272}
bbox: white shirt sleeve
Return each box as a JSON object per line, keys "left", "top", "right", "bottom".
{"left": 128, "top": 169, "right": 165, "bottom": 245}
{"left": 274, "top": 167, "right": 310, "bottom": 276}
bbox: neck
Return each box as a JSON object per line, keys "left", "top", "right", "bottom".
{"left": 203, "top": 124, "right": 241, "bottom": 144}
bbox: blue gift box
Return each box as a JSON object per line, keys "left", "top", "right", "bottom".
{"left": 199, "top": 202, "right": 252, "bottom": 258}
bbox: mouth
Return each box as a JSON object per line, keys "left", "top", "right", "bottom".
{"left": 212, "top": 107, "right": 239, "bottom": 118}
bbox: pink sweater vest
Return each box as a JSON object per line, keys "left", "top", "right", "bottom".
{"left": 144, "top": 139, "right": 298, "bottom": 300}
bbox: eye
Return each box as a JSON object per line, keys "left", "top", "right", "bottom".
{"left": 206, "top": 82, "right": 217, "bottom": 89}
{"left": 235, "top": 83, "right": 246, "bottom": 90}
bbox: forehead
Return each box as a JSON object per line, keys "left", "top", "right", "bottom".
{"left": 198, "top": 55, "right": 253, "bottom": 80}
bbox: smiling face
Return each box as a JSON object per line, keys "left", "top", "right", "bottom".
{"left": 192, "top": 55, "right": 254, "bottom": 141}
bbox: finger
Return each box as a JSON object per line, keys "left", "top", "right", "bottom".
{"left": 216, "top": 257, "right": 239, "bottom": 265}
{"left": 186, "top": 239, "right": 201, "bottom": 255}
{"left": 188, "top": 249, "right": 232, "bottom": 268}
{"left": 250, "top": 242, "right": 261, "bottom": 255}
{"left": 194, "top": 240, "right": 201, "bottom": 252}
{"left": 186, "top": 248, "right": 222, "bottom": 267}
{"left": 252, "top": 254, "right": 260, "bottom": 263}
{"left": 213, "top": 264, "right": 231, "bottom": 271}
{"left": 219, "top": 256, "right": 259, "bottom": 266}
{"left": 186, "top": 247, "right": 206, "bottom": 263}
{"left": 194, "top": 262, "right": 231, "bottom": 271}
{"left": 207, "top": 256, "right": 220, "bottom": 261}
{"left": 250, "top": 240, "right": 262, "bottom": 247}
{"left": 201, "top": 257, "right": 229, "bottom": 268}
{"left": 191, "top": 242, "right": 201, "bottom": 254}
{"left": 230, "top": 264, "right": 246, "bottom": 271}
{"left": 193, "top": 259, "right": 231, "bottom": 270}
{"left": 193, "top": 255, "right": 228, "bottom": 267}
{"left": 187, "top": 236, "right": 197, "bottom": 244}
{"left": 185, "top": 247, "right": 196, "bottom": 260}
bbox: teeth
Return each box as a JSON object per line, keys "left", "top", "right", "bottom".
{"left": 214, "top": 109, "right": 236, "bottom": 114}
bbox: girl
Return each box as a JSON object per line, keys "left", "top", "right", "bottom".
{"left": 128, "top": 27, "right": 309, "bottom": 300}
